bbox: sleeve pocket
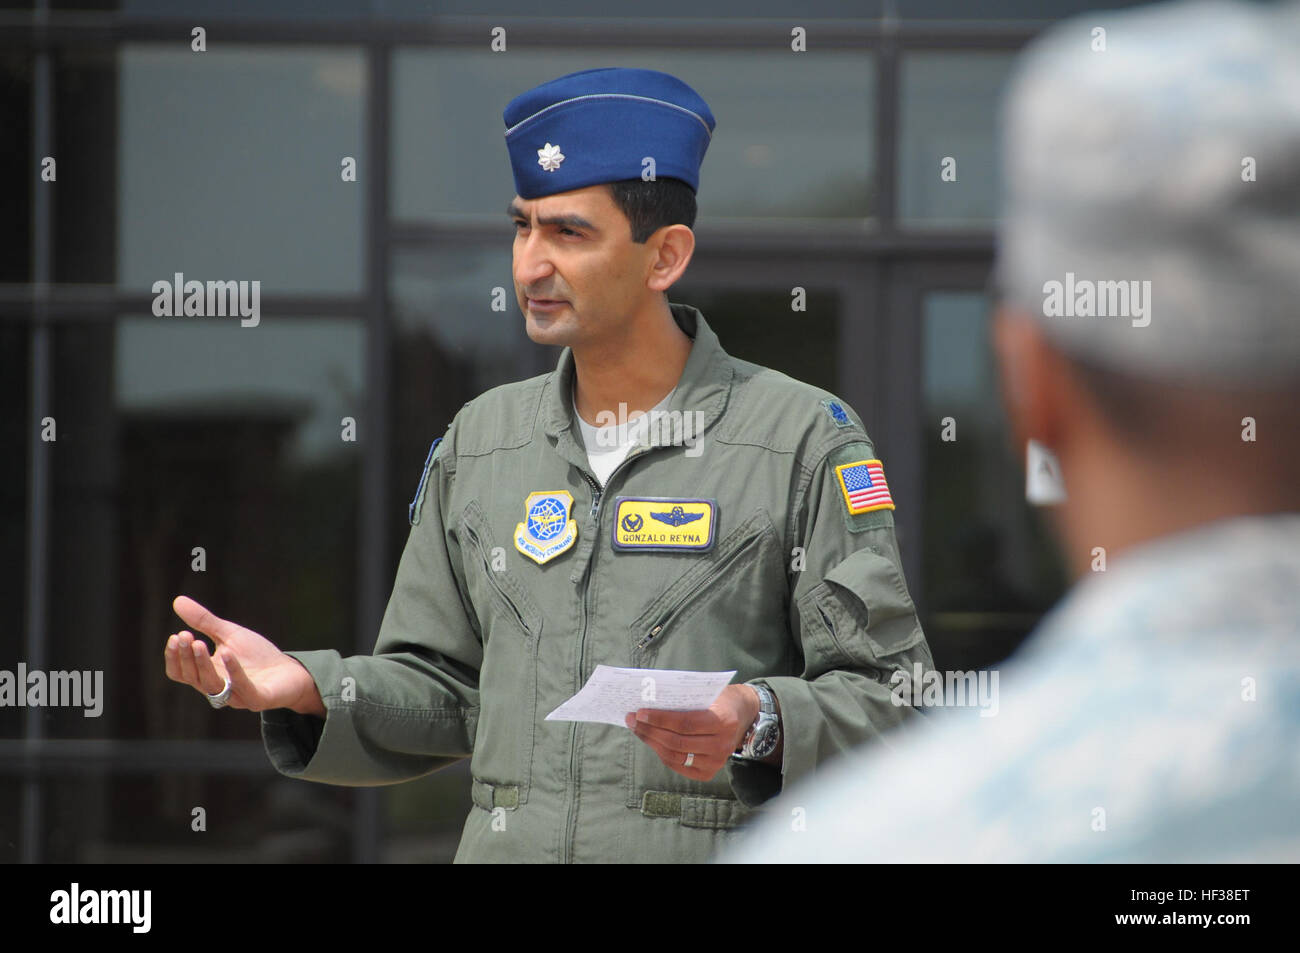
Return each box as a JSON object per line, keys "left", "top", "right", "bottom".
{"left": 812, "top": 547, "right": 925, "bottom": 661}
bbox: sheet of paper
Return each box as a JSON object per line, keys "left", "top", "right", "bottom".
{"left": 545, "top": 664, "right": 737, "bottom": 727}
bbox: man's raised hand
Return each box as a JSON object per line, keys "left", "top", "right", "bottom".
{"left": 164, "top": 595, "right": 325, "bottom": 717}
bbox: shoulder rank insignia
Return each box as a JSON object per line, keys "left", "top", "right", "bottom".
{"left": 514, "top": 490, "right": 578, "bottom": 564}
{"left": 408, "top": 436, "right": 443, "bottom": 527}
{"left": 835, "top": 458, "right": 894, "bottom": 515}
{"left": 821, "top": 397, "right": 857, "bottom": 430}
{"left": 612, "top": 497, "right": 716, "bottom": 551}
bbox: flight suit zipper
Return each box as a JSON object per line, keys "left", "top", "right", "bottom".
{"left": 563, "top": 444, "right": 650, "bottom": 864}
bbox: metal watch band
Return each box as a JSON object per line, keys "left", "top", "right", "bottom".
{"left": 733, "top": 682, "right": 779, "bottom": 761}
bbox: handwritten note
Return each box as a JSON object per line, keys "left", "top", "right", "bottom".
{"left": 545, "top": 665, "right": 737, "bottom": 727}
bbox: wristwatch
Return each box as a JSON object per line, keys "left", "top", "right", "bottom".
{"left": 731, "top": 682, "right": 780, "bottom": 761}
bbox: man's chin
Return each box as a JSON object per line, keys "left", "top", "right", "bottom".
{"left": 523, "top": 309, "right": 575, "bottom": 346}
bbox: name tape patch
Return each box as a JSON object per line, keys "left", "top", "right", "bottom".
{"left": 611, "top": 497, "right": 716, "bottom": 552}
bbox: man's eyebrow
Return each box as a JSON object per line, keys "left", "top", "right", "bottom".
{"left": 506, "top": 202, "right": 598, "bottom": 232}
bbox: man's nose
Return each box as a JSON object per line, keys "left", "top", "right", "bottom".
{"left": 514, "top": 229, "right": 554, "bottom": 287}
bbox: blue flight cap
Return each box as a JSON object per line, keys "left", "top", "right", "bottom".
{"left": 503, "top": 67, "right": 716, "bottom": 199}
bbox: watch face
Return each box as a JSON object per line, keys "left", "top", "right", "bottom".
{"left": 752, "top": 721, "right": 778, "bottom": 758}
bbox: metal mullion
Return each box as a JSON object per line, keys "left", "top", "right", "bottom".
{"left": 0, "top": 12, "right": 1044, "bottom": 54}
{"left": 351, "top": 35, "right": 392, "bottom": 866}
{"left": 875, "top": 20, "right": 899, "bottom": 236}
{"left": 0, "top": 292, "right": 367, "bottom": 321}
{"left": 895, "top": 27, "right": 1038, "bottom": 49}
{"left": 109, "top": 294, "right": 367, "bottom": 320}
{"left": 21, "top": 1, "right": 53, "bottom": 867}
{"left": 0, "top": 739, "right": 274, "bottom": 775}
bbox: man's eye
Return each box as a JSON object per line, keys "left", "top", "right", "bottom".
{"left": 511, "top": 222, "right": 580, "bottom": 237}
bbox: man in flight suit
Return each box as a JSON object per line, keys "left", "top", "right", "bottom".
{"left": 163, "top": 67, "right": 934, "bottom": 863}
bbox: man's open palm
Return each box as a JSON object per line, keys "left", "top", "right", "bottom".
{"left": 164, "top": 595, "right": 322, "bottom": 715}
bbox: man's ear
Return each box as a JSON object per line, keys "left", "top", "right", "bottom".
{"left": 646, "top": 224, "right": 695, "bottom": 293}
{"left": 992, "top": 305, "right": 1067, "bottom": 454}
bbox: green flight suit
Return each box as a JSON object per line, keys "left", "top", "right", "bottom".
{"left": 260, "top": 301, "right": 935, "bottom": 863}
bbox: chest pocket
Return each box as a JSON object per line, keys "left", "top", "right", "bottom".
{"left": 627, "top": 506, "right": 787, "bottom": 670}
{"left": 458, "top": 499, "right": 543, "bottom": 808}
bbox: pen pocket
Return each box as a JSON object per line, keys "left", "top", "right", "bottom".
{"left": 809, "top": 544, "right": 925, "bottom": 663}
{"left": 459, "top": 499, "right": 543, "bottom": 646}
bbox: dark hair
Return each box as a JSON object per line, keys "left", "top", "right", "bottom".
{"left": 604, "top": 177, "right": 697, "bottom": 243}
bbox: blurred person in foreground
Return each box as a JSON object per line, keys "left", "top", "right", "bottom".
{"left": 721, "top": 0, "right": 1300, "bottom": 863}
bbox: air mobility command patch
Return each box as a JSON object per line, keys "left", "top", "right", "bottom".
{"left": 611, "top": 497, "right": 716, "bottom": 551}
{"left": 827, "top": 442, "right": 895, "bottom": 532}
{"left": 408, "top": 436, "right": 443, "bottom": 527}
{"left": 514, "top": 490, "right": 579, "bottom": 564}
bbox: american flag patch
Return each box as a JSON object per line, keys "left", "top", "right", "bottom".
{"left": 835, "top": 458, "right": 895, "bottom": 514}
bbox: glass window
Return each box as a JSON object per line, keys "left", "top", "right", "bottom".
{"left": 392, "top": 49, "right": 875, "bottom": 222}
{"left": 920, "top": 291, "right": 1067, "bottom": 670}
{"left": 390, "top": 244, "right": 542, "bottom": 399}
{"left": 0, "top": 778, "right": 19, "bottom": 863}
{"left": 114, "top": 316, "right": 366, "bottom": 465}
{"left": 898, "top": 51, "right": 1017, "bottom": 228}
{"left": 53, "top": 47, "right": 117, "bottom": 285}
{"left": 42, "top": 317, "right": 364, "bottom": 741}
{"left": 0, "top": 325, "right": 29, "bottom": 743}
{"left": 388, "top": 244, "right": 550, "bottom": 560}
{"left": 0, "top": 52, "right": 33, "bottom": 285}
{"left": 117, "top": 45, "right": 366, "bottom": 295}
{"left": 671, "top": 284, "right": 841, "bottom": 395}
